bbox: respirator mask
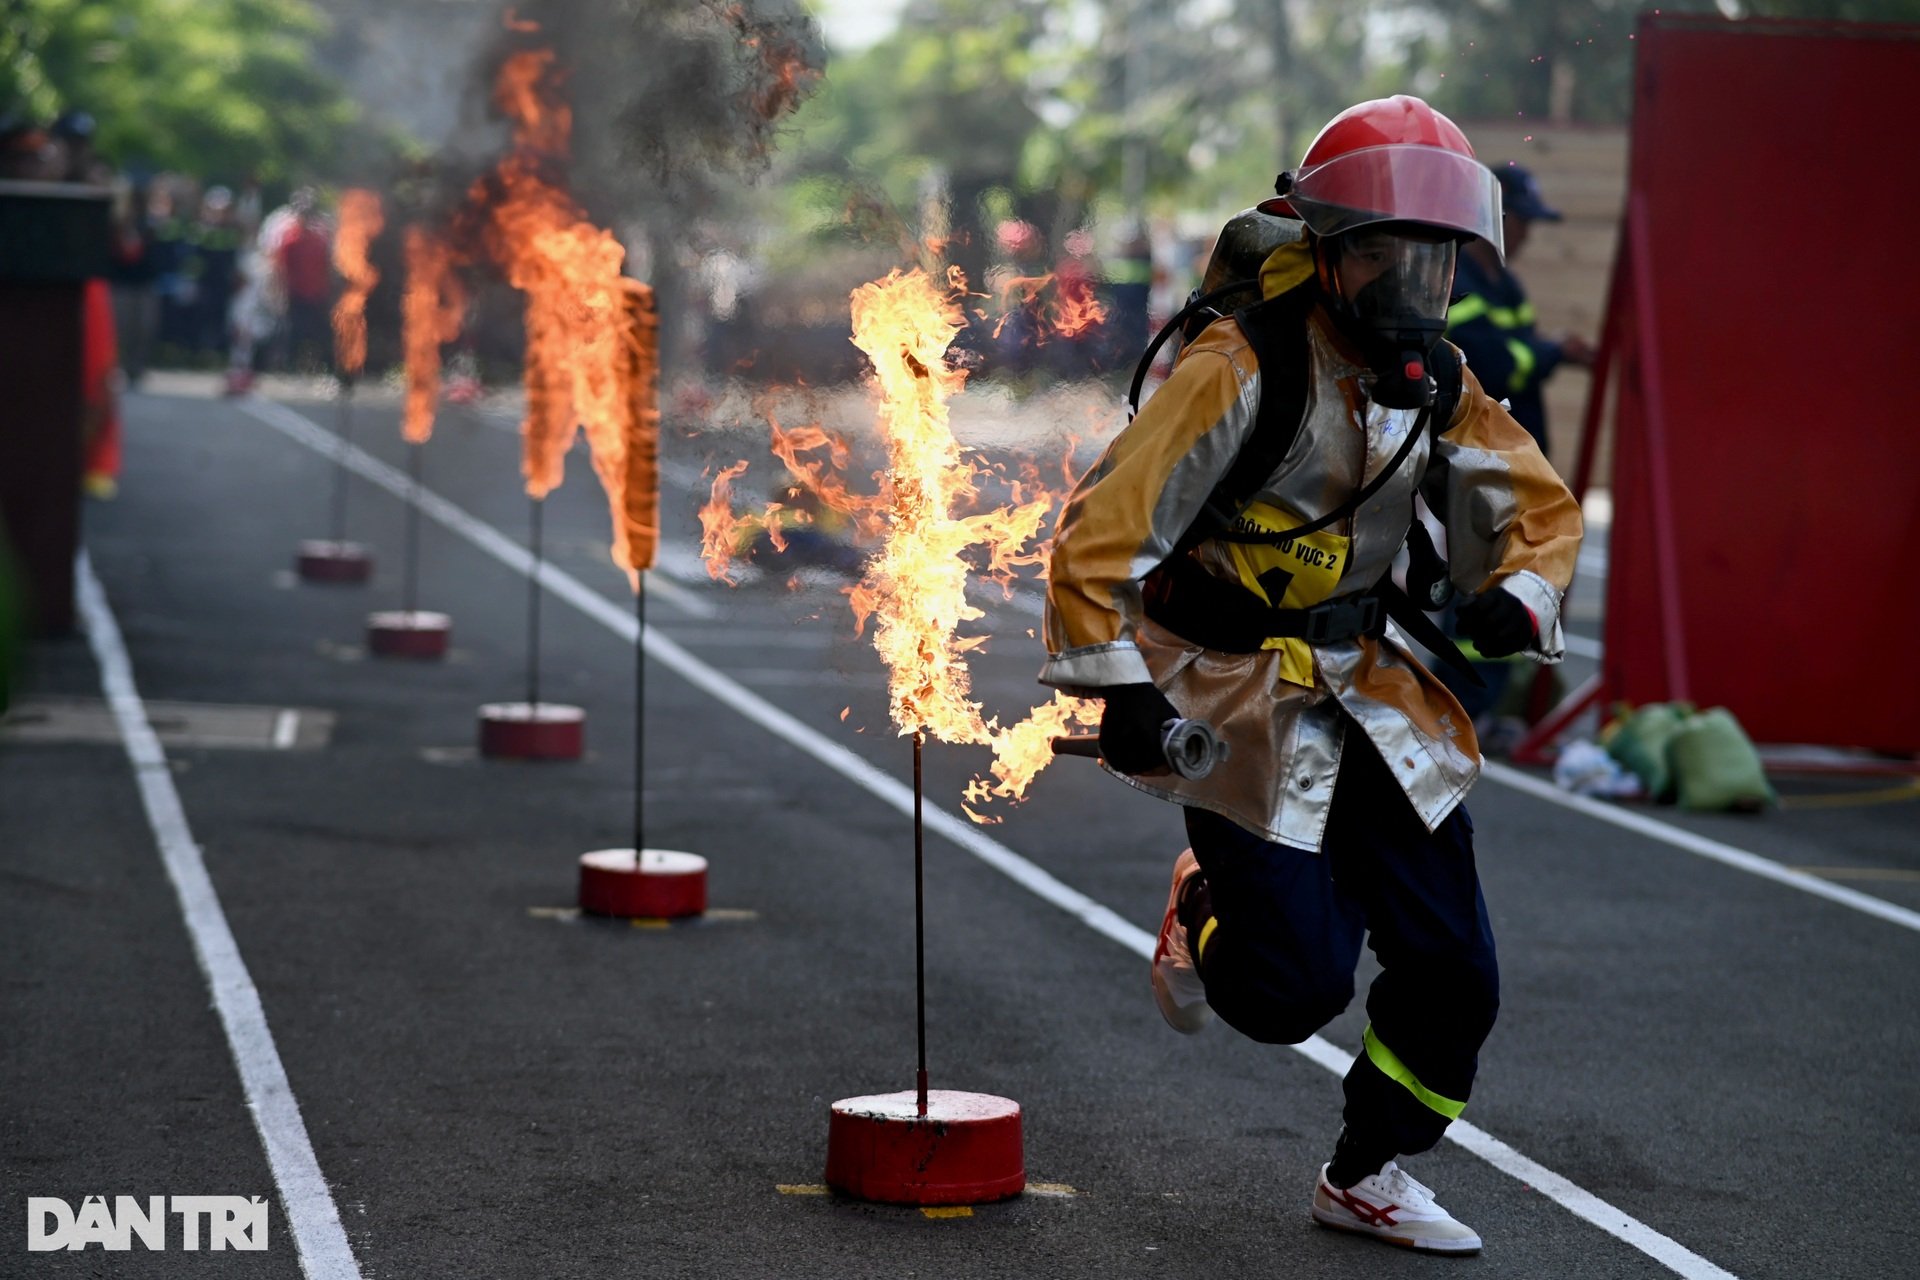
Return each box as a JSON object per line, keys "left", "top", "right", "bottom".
{"left": 1320, "top": 228, "right": 1456, "bottom": 410}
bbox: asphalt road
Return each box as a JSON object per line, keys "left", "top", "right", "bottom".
{"left": 3, "top": 380, "right": 1916, "bottom": 1278}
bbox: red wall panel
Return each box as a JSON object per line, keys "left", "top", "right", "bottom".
{"left": 1603, "top": 15, "right": 1920, "bottom": 752}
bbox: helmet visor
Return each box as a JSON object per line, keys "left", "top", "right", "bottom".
{"left": 1337, "top": 231, "right": 1458, "bottom": 332}
{"left": 1287, "top": 144, "right": 1503, "bottom": 257}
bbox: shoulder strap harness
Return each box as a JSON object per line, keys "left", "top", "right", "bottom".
{"left": 1139, "top": 283, "right": 1480, "bottom": 681}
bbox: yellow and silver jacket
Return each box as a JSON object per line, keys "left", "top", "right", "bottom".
{"left": 1041, "top": 289, "right": 1582, "bottom": 851}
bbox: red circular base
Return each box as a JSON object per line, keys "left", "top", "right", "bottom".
{"left": 825, "top": 1090, "right": 1025, "bottom": 1206}
{"left": 478, "top": 702, "right": 585, "bottom": 760}
{"left": 297, "top": 540, "right": 373, "bottom": 583}
{"left": 366, "top": 610, "right": 451, "bottom": 659}
{"left": 578, "top": 848, "right": 708, "bottom": 918}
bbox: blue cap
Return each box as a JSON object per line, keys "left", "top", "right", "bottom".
{"left": 1494, "top": 165, "right": 1562, "bottom": 222}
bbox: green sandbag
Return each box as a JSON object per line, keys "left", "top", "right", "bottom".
{"left": 1605, "top": 702, "right": 1689, "bottom": 801}
{"left": 1669, "top": 707, "right": 1777, "bottom": 813}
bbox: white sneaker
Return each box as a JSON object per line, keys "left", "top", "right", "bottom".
{"left": 1150, "top": 849, "right": 1212, "bottom": 1034}
{"left": 1312, "top": 1160, "right": 1482, "bottom": 1255}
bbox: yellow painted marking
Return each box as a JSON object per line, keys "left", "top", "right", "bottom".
{"left": 920, "top": 1206, "right": 973, "bottom": 1219}
{"left": 1025, "top": 1182, "right": 1079, "bottom": 1198}
{"left": 1788, "top": 866, "right": 1920, "bottom": 883}
{"left": 775, "top": 1184, "right": 830, "bottom": 1196}
{"left": 630, "top": 918, "right": 670, "bottom": 930}
{"left": 1779, "top": 779, "right": 1920, "bottom": 810}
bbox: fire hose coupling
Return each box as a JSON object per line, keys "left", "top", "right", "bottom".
{"left": 1052, "top": 718, "right": 1231, "bottom": 781}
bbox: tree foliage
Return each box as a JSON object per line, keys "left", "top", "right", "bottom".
{"left": 0, "top": 0, "right": 379, "bottom": 182}
{"left": 789, "top": 0, "right": 1920, "bottom": 262}
{"left": 1409, "top": 0, "right": 1920, "bottom": 125}
{"left": 785, "top": 0, "right": 1377, "bottom": 274}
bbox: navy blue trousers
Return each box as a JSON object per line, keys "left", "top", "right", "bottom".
{"left": 1184, "top": 735, "right": 1499, "bottom": 1158}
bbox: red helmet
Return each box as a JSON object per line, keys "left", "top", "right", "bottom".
{"left": 1275, "top": 95, "right": 1503, "bottom": 258}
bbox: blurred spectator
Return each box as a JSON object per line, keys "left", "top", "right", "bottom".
{"left": 274, "top": 197, "right": 334, "bottom": 371}
{"left": 227, "top": 187, "right": 309, "bottom": 393}
{"left": 108, "top": 182, "right": 161, "bottom": 385}
{"left": 989, "top": 218, "right": 1047, "bottom": 374}
{"left": 145, "top": 185, "right": 198, "bottom": 350}
{"left": 0, "top": 115, "right": 61, "bottom": 180}
{"left": 51, "top": 110, "right": 109, "bottom": 186}
{"left": 192, "top": 187, "right": 244, "bottom": 355}
{"left": 234, "top": 176, "right": 263, "bottom": 241}
{"left": 52, "top": 108, "right": 121, "bottom": 497}
{"left": 1044, "top": 228, "right": 1105, "bottom": 378}
{"left": 225, "top": 233, "right": 273, "bottom": 396}
{"left": 1105, "top": 226, "right": 1153, "bottom": 365}
{"left": 81, "top": 267, "right": 120, "bottom": 498}
{"left": 1438, "top": 163, "right": 1594, "bottom": 742}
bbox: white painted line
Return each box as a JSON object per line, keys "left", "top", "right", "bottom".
{"left": 272, "top": 708, "right": 300, "bottom": 750}
{"left": 239, "top": 397, "right": 719, "bottom": 621}
{"left": 650, "top": 543, "right": 729, "bottom": 598}
{"left": 1484, "top": 761, "right": 1920, "bottom": 935}
{"left": 248, "top": 395, "right": 1743, "bottom": 1280}
{"left": 1443, "top": 1120, "right": 1736, "bottom": 1277}
{"left": 75, "top": 552, "right": 361, "bottom": 1280}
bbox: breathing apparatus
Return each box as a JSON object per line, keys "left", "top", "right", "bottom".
{"left": 1306, "top": 224, "right": 1457, "bottom": 410}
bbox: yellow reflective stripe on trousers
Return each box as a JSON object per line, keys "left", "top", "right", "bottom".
{"left": 1505, "top": 337, "right": 1537, "bottom": 390}
{"left": 1362, "top": 1025, "right": 1467, "bottom": 1120}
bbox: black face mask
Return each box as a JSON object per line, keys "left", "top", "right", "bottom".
{"left": 1346, "top": 271, "right": 1447, "bottom": 409}
{"left": 1319, "top": 233, "right": 1457, "bottom": 410}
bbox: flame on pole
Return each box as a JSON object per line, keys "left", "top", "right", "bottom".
{"left": 330, "top": 189, "right": 384, "bottom": 379}
{"left": 400, "top": 227, "right": 467, "bottom": 445}
{"left": 841, "top": 268, "right": 1102, "bottom": 815}
{"left": 476, "top": 43, "right": 654, "bottom": 578}
{"left": 698, "top": 267, "right": 1104, "bottom": 818}
{"left": 615, "top": 289, "right": 660, "bottom": 577}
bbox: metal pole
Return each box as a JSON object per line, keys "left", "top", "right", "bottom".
{"left": 527, "top": 496, "right": 544, "bottom": 710}
{"left": 402, "top": 442, "right": 423, "bottom": 615}
{"left": 330, "top": 382, "right": 354, "bottom": 544}
{"left": 914, "top": 730, "right": 928, "bottom": 1116}
{"left": 632, "top": 574, "right": 646, "bottom": 856}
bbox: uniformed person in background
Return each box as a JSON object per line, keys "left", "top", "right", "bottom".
{"left": 1445, "top": 164, "right": 1594, "bottom": 458}
{"left": 1440, "top": 164, "right": 1593, "bottom": 733}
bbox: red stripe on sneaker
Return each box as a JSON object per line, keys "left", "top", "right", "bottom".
{"left": 1154, "top": 903, "right": 1178, "bottom": 964}
{"left": 1330, "top": 1186, "right": 1400, "bottom": 1227}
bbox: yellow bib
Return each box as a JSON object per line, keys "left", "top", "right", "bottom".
{"left": 1222, "top": 500, "right": 1350, "bottom": 688}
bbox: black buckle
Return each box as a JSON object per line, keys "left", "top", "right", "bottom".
{"left": 1300, "top": 595, "right": 1383, "bottom": 643}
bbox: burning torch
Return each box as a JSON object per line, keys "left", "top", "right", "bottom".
{"left": 296, "top": 188, "right": 383, "bottom": 584}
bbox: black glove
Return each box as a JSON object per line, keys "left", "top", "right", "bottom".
{"left": 1098, "top": 682, "right": 1180, "bottom": 777}
{"left": 1456, "top": 588, "right": 1536, "bottom": 659}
